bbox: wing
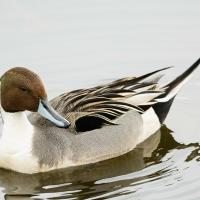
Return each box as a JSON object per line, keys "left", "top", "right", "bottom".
{"left": 50, "top": 67, "right": 171, "bottom": 133}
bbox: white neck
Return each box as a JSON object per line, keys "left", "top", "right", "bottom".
{"left": 0, "top": 107, "right": 34, "bottom": 154}
{"left": 2, "top": 110, "right": 32, "bottom": 133}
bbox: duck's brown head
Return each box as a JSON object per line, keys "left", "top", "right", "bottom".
{"left": 1, "top": 67, "right": 47, "bottom": 112}
{"left": 0, "top": 67, "right": 70, "bottom": 128}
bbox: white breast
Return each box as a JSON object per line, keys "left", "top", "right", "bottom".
{"left": 0, "top": 110, "right": 38, "bottom": 173}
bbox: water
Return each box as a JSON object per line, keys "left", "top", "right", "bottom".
{"left": 0, "top": 1, "right": 200, "bottom": 199}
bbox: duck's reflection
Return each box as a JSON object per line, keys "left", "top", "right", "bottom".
{"left": 0, "top": 126, "right": 182, "bottom": 199}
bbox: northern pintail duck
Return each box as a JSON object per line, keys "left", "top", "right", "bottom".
{"left": 0, "top": 59, "right": 199, "bottom": 174}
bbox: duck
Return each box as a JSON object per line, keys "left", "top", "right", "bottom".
{"left": 0, "top": 59, "right": 199, "bottom": 174}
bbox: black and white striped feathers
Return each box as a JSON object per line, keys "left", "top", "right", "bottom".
{"left": 50, "top": 58, "right": 200, "bottom": 132}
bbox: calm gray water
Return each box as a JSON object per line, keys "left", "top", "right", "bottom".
{"left": 0, "top": 1, "right": 200, "bottom": 199}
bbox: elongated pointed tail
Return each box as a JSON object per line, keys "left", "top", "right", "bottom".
{"left": 153, "top": 58, "right": 200, "bottom": 123}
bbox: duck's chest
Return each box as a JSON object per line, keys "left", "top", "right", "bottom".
{"left": 0, "top": 122, "right": 38, "bottom": 173}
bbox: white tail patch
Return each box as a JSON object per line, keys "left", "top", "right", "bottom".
{"left": 139, "top": 108, "right": 161, "bottom": 144}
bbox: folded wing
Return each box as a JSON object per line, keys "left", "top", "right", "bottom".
{"left": 50, "top": 67, "right": 171, "bottom": 132}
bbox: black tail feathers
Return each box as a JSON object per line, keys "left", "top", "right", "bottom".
{"left": 153, "top": 58, "right": 200, "bottom": 123}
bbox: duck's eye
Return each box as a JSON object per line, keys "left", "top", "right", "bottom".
{"left": 19, "top": 87, "right": 28, "bottom": 92}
